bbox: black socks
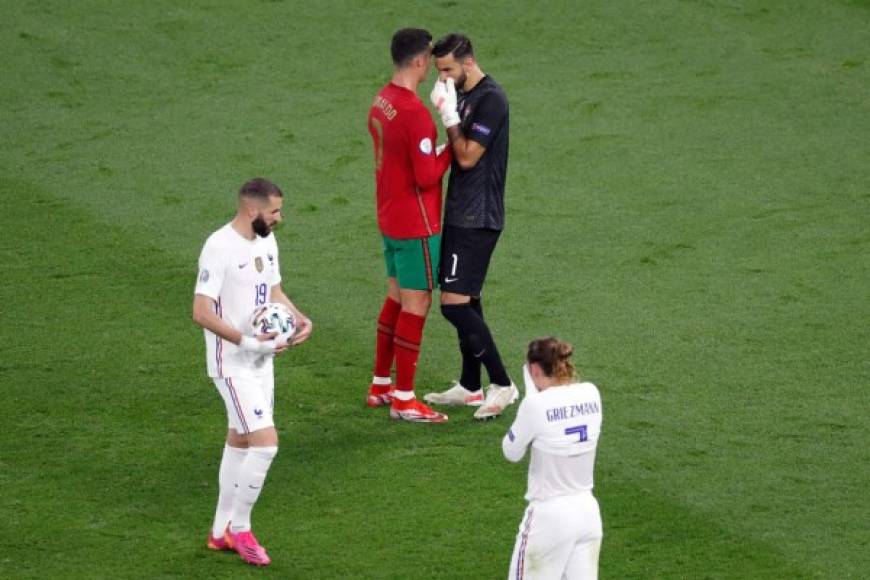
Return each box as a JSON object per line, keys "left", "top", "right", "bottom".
{"left": 441, "top": 300, "right": 511, "bottom": 390}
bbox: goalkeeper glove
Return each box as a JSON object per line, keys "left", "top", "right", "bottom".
{"left": 430, "top": 78, "right": 460, "bottom": 128}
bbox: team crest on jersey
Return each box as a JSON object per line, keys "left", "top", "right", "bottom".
{"left": 267, "top": 253, "right": 274, "bottom": 264}
{"left": 255, "top": 257, "right": 264, "bottom": 272}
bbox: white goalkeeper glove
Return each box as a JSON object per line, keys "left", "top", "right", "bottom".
{"left": 239, "top": 335, "right": 278, "bottom": 355}
{"left": 429, "top": 78, "right": 460, "bottom": 128}
{"left": 430, "top": 79, "right": 447, "bottom": 108}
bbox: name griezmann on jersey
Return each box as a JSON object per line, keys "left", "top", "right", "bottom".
{"left": 545, "top": 401, "right": 601, "bottom": 422}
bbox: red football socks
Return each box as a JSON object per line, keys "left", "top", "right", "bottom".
{"left": 393, "top": 310, "right": 426, "bottom": 393}
{"left": 373, "top": 297, "right": 402, "bottom": 378}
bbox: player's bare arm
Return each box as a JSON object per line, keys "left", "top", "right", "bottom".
{"left": 193, "top": 293, "right": 244, "bottom": 344}
{"left": 445, "top": 125, "right": 486, "bottom": 169}
{"left": 270, "top": 285, "right": 313, "bottom": 346}
{"left": 193, "top": 293, "right": 286, "bottom": 353}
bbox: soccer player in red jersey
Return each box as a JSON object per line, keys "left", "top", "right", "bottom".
{"left": 366, "top": 28, "right": 453, "bottom": 422}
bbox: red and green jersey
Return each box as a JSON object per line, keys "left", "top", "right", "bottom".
{"left": 368, "top": 82, "right": 452, "bottom": 239}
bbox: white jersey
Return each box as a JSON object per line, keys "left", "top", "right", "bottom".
{"left": 194, "top": 223, "right": 281, "bottom": 378}
{"left": 502, "top": 382, "right": 602, "bottom": 502}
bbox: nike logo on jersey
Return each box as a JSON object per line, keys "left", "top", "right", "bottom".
{"left": 238, "top": 263, "right": 248, "bottom": 269}
{"left": 443, "top": 276, "right": 458, "bottom": 283}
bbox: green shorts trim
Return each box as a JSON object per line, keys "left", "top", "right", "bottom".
{"left": 382, "top": 233, "right": 441, "bottom": 291}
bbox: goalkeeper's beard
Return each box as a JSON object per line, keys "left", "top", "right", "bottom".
{"left": 252, "top": 215, "right": 271, "bottom": 237}
{"left": 456, "top": 71, "right": 468, "bottom": 92}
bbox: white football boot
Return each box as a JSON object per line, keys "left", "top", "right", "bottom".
{"left": 473, "top": 383, "right": 519, "bottom": 420}
{"left": 423, "top": 382, "right": 485, "bottom": 407}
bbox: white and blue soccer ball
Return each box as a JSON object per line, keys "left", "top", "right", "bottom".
{"left": 248, "top": 303, "right": 297, "bottom": 345}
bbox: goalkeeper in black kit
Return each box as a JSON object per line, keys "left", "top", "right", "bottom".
{"left": 423, "top": 33, "right": 518, "bottom": 420}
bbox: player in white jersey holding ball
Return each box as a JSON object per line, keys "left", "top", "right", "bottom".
{"left": 192, "top": 178, "right": 313, "bottom": 567}
{"left": 502, "top": 337, "right": 603, "bottom": 580}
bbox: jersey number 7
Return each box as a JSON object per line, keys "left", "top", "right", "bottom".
{"left": 565, "top": 424, "right": 588, "bottom": 443}
{"left": 371, "top": 118, "right": 384, "bottom": 172}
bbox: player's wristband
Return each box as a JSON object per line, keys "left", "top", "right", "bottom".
{"left": 240, "top": 335, "right": 274, "bottom": 354}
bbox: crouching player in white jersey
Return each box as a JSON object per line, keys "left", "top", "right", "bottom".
{"left": 192, "top": 178, "right": 313, "bottom": 567}
{"left": 502, "top": 337, "right": 603, "bottom": 580}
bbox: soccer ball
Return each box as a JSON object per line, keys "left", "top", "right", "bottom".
{"left": 248, "top": 303, "right": 297, "bottom": 345}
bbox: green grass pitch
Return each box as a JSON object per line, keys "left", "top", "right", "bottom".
{"left": 1, "top": 0, "right": 868, "bottom": 578}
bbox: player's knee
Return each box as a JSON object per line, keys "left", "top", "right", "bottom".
{"left": 462, "top": 333, "right": 485, "bottom": 355}
{"left": 440, "top": 302, "right": 465, "bottom": 322}
{"left": 400, "top": 289, "right": 431, "bottom": 316}
{"left": 250, "top": 445, "right": 278, "bottom": 462}
{"left": 246, "top": 426, "right": 279, "bottom": 448}
{"left": 226, "top": 429, "right": 248, "bottom": 448}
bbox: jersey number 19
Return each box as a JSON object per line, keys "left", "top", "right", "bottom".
{"left": 255, "top": 283, "right": 267, "bottom": 306}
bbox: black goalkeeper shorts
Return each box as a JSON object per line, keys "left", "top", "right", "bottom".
{"left": 438, "top": 225, "right": 501, "bottom": 296}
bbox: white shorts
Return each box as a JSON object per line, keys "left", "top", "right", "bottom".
{"left": 508, "top": 493, "right": 602, "bottom": 580}
{"left": 212, "top": 375, "right": 275, "bottom": 435}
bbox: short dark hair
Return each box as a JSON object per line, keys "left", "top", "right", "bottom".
{"left": 433, "top": 33, "right": 474, "bottom": 60}
{"left": 239, "top": 178, "right": 283, "bottom": 200}
{"left": 391, "top": 28, "right": 432, "bottom": 67}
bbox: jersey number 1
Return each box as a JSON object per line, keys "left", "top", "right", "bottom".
{"left": 449, "top": 253, "right": 459, "bottom": 277}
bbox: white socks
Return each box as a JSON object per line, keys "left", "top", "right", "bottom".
{"left": 212, "top": 445, "right": 248, "bottom": 538}
{"left": 229, "top": 446, "right": 278, "bottom": 533}
{"left": 392, "top": 389, "right": 414, "bottom": 401}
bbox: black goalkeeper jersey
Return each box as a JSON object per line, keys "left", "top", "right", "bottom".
{"left": 444, "top": 76, "right": 509, "bottom": 231}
